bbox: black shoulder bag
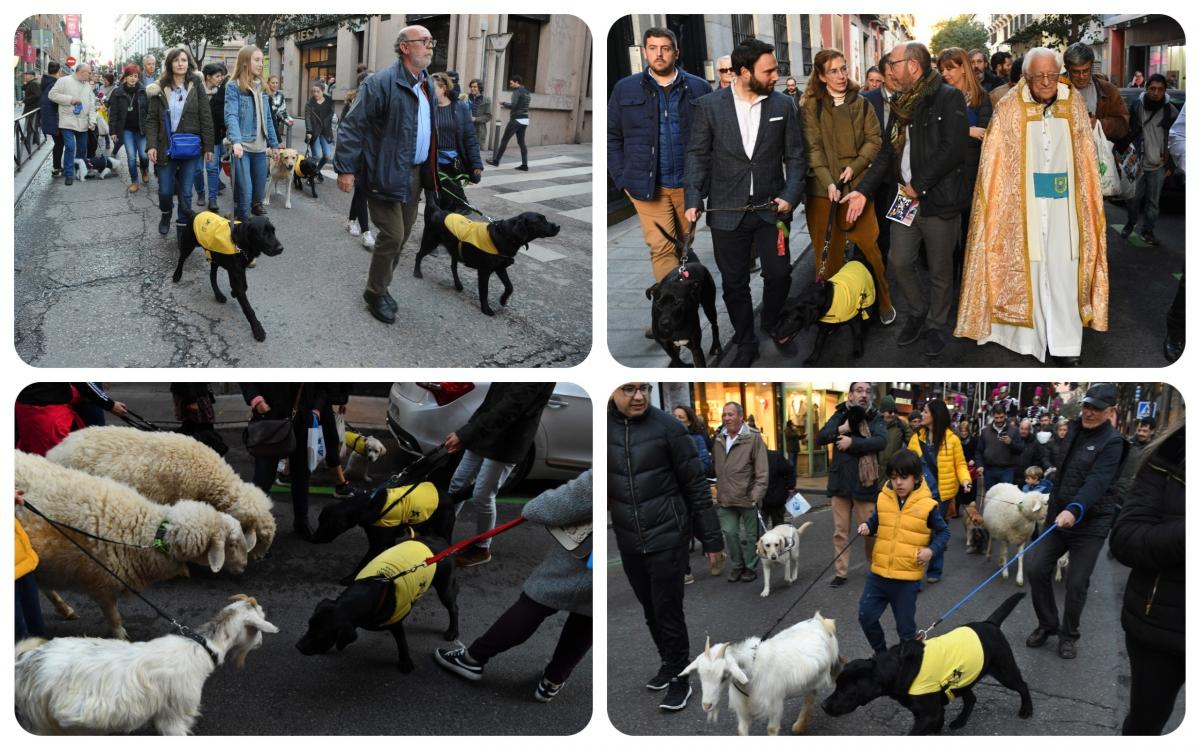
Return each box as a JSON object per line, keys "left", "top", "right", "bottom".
{"left": 244, "top": 386, "right": 304, "bottom": 458}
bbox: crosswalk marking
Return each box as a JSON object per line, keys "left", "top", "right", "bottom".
{"left": 557, "top": 206, "right": 593, "bottom": 223}
{"left": 524, "top": 243, "right": 567, "bottom": 263}
{"left": 477, "top": 165, "right": 592, "bottom": 187}
{"left": 487, "top": 155, "right": 577, "bottom": 170}
{"left": 496, "top": 182, "right": 592, "bottom": 203}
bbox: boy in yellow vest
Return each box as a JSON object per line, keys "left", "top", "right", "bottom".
{"left": 856, "top": 449, "right": 950, "bottom": 654}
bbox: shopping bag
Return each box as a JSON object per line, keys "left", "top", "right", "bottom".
{"left": 785, "top": 492, "right": 812, "bottom": 518}
{"left": 1093, "top": 120, "right": 1121, "bottom": 196}
{"left": 306, "top": 411, "right": 326, "bottom": 472}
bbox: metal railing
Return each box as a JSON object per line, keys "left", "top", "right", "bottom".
{"left": 14, "top": 110, "right": 45, "bottom": 170}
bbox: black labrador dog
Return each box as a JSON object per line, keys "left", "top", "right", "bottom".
{"left": 822, "top": 592, "right": 1033, "bottom": 735}
{"left": 414, "top": 209, "right": 561, "bottom": 316}
{"left": 293, "top": 155, "right": 320, "bottom": 199}
{"left": 646, "top": 223, "right": 721, "bottom": 367}
{"left": 772, "top": 254, "right": 879, "bottom": 365}
{"left": 295, "top": 533, "right": 460, "bottom": 673}
{"left": 173, "top": 212, "right": 284, "bottom": 342}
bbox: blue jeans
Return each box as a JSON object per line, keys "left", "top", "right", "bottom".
{"left": 15, "top": 573, "right": 46, "bottom": 641}
{"left": 157, "top": 157, "right": 201, "bottom": 224}
{"left": 308, "top": 134, "right": 333, "bottom": 162}
{"left": 1127, "top": 167, "right": 1166, "bottom": 234}
{"left": 194, "top": 142, "right": 223, "bottom": 201}
{"left": 448, "top": 450, "right": 514, "bottom": 550}
{"left": 983, "top": 466, "right": 1015, "bottom": 492}
{"left": 62, "top": 129, "right": 86, "bottom": 178}
{"left": 858, "top": 571, "right": 922, "bottom": 653}
{"left": 231, "top": 150, "right": 269, "bottom": 220}
{"left": 121, "top": 130, "right": 148, "bottom": 182}
{"left": 926, "top": 501, "right": 951, "bottom": 579}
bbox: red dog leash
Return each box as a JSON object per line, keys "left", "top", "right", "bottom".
{"left": 383, "top": 516, "right": 527, "bottom": 581}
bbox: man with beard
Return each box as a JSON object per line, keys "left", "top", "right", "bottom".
{"left": 1121, "top": 74, "right": 1180, "bottom": 246}
{"left": 684, "top": 38, "right": 806, "bottom": 366}
{"left": 784, "top": 76, "right": 802, "bottom": 109}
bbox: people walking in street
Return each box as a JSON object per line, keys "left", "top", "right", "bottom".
{"left": 859, "top": 58, "right": 898, "bottom": 261}
{"left": 22, "top": 70, "right": 41, "bottom": 115}
{"left": 435, "top": 471, "right": 593, "bottom": 703}
{"left": 140, "top": 54, "right": 158, "bottom": 87}
{"left": 145, "top": 48, "right": 213, "bottom": 236}
{"left": 990, "top": 51, "right": 1013, "bottom": 87}
{"left": 877, "top": 394, "right": 913, "bottom": 472}
{"left": 783, "top": 76, "right": 802, "bottom": 109}
{"left": 340, "top": 85, "right": 374, "bottom": 249}
{"left": 489, "top": 75, "right": 530, "bottom": 170}
{"left": 936, "top": 47, "right": 991, "bottom": 273}
{"left": 1121, "top": 74, "right": 1179, "bottom": 246}
{"left": 673, "top": 404, "right": 714, "bottom": 478}
{"left": 241, "top": 382, "right": 317, "bottom": 540}
{"left": 955, "top": 47, "right": 1109, "bottom": 366}
{"left": 225, "top": 45, "right": 279, "bottom": 221}
{"left": 1016, "top": 418, "right": 1047, "bottom": 474}
{"left": 817, "top": 382, "right": 885, "bottom": 588}
{"left": 444, "top": 382, "right": 555, "bottom": 567}
{"left": 907, "top": 398, "right": 971, "bottom": 583}
{"left": 607, "top": 27, "right": 711, "bottom": 286}
{"left": 863, "top": 66, "right": 884, "bottom": 92}
{"left": 854, "top": 42, "right": 967, "bottom": 359}
{"left": 304, "top": 81, "right": 334, "bottom": 181}
{"left": 105, "top": 64, "right": 150, "bottom": 194}
{"left": 468, "top": 78, "right": 491, "bottom": 149}
{"left": 1109, "top": 420, "right": 1184, "bottom": 735}
{"left": 989, "top": 54, "right": 1023, "bottom": 106}
{"left": 762, "top": 448, "right": 795, "bottom": 528}
{"left": 608, "top": 383, "right": 724, "bottom": 712}
{"left": 39, "top": 62, "right": 66, "bottom": 177}
{"left": 784, "top": 418, "right": 802, "bottom": 473}
{"left": 683, "top": 37, "right": 807, "bottom": 367}
{"left": 48, "top": 62, "right": 97, "bottom": 186}
{"left": 714, "top": 55, "right": 733, "bottom": 91}
{"left": 334, "top": 25, "right": 439, "bottom": 326}
{"left": 1064, "top": 42, "right": 1130, "bottom": 143}
{"left": 975, "top": 403, "right": 1023, "bottom": 490}
{"left": 712, "top": 401, "right": 768, "bottom": 582}
{"left": 970, "top": 48, "right": 1003, "bottom": 91}
{"left": 196, "top": 62, "right": 227, "bottom": 211}
{"left": 802, "top": 48, "right": 895, "bottom": 324}
{"left": 428, "top": 71, "right": 483, "bottom": 213}
{"left": 265, "top": 74, "right": 294, "bottom": 146}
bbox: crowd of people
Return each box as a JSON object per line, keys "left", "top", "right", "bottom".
{"left": 608, "top": 30, "right": 1187, "bottom": 365}
{"left": 607, "top": 381, "right": 1183, "bottom": 735}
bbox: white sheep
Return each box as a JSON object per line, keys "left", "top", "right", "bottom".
{"left": 981, "top": 482, "right": 1049, "bottom": 587}
{"left": 15, "top": 451, "right": 248, "bottom": 640}
{"left": 48, "top": 426, "right": 276, "bottom": 559}
{"left": 679, "top": 613, "right": 840, "bottom": 736}
{"left": 15, "top": 594, "right": 278, "bottom": 735}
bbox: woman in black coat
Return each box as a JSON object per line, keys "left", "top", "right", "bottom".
{"left": 106, "top": 64, "right": 150, "bottom": 193}
{"left": 240, "top": 383, "right": 320, "bottom": 539}
{"left": 428, "top": 71, "right": 483, "bottom": 212}
{"left": 1109, "top": 421, "right": 1185, "bottom": 735}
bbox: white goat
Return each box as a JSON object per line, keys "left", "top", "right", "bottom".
{"left": 15, "top": 594, "right": 278, "bottom": 735}
{"left": 981, "top": 483, "right": 1048, "bottom": 587}
{"left": 679, "top": 613, "right": 839, "bottom": 736}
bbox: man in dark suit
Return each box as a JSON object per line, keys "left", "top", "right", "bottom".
{"left": 683, "top": 38, "right": 806, "bottom": 367}
{"left": 860, "top": 58, "right": 897, "bottom": 262}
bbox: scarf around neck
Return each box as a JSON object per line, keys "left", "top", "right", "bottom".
{"left": 887, "top": 68, "right": 941, "bottom": 158}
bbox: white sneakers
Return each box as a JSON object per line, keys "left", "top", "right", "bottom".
{"left": 362, "top": 231, "right": 376, "bottom": 249}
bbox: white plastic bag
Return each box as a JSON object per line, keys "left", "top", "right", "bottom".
{"left": 1116, "top": 146, "right": 1139, "bottom": 201}
{"left": 785, "top": 492, "right": 812, "bottom": 518}
{"left": 306, "top": 411, "right": 326, "bottom": 472}
{"left": 1093, "top": 120, "right": 1121, "bottom": 196}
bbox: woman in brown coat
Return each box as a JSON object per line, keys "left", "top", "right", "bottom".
{"left": 801, "top": 49, "right": 895, "bottom": 324}
{"left": 145, "top": 48, "right": 214, "bottom": 236}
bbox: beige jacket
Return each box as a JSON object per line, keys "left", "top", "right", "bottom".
{"left": 48, "top": 74, "right": 96, "bottom": 132}
{"left": 712, "top": 424, "right": 769, "bottom": 508}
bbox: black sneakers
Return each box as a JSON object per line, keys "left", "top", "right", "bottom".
{"left": 924, "top": 329, "right": 947, "bottom": 357}
{"left": 659, "top": 677, "right": 692, "bottom": 711}
{"left": 534, "top": 673, "right": 564, "bottom": 702}
{"left": 829, "top": 575, "right": 847, "bottom": 588}
{"left": 434, "top": 646, "right": 484, "bottom": 681}
{"left": 645, "top": 665, "right": 673, "bottom": 691}
{"left": 898, "top": 317, "right": 924, "bottom": 346}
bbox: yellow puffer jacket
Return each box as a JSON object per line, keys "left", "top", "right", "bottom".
{"left": 15, "top": 518, "right": 39, "bottom": 580}
{"left": 355, "top": 540, "right": 437, "bottom": 626}
{"left": 871, "top": 481, "right": 938, "bottom": 581}
{"left": 908, "top": 428, "right": 971, "bottom": 505}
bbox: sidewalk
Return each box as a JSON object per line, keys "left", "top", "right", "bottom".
{"left": 607, "top": 209, "right": 813, "bottom": 367}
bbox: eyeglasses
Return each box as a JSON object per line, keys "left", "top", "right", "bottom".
{"left": 1028, "top": 73, "right": 1060, "bottom": 84}
{"left": 620, "top": 384, "right": 653, "bottom": 396}
{"left": 881, "top": 57, "right": 908, "bottom": 69}
{"left": 400, "top": 37, "right": 437, "bottom": 49}
{"left": 718, "top": 67, "right": 733, "bottom": 74}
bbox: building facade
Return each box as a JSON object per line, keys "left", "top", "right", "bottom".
{"left": 15, "top": 15, "right": 73, "bottom": 75}
{"left": 1105, "top": 14, "right": 1186, "bottom": 89}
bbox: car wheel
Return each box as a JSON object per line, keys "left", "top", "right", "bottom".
{"left": 500, "top": 448, "right": 534, "bottom": 494}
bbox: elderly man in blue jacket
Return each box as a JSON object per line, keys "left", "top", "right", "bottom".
{"left": 607, "top": 27, "right": 712, "bottom": 287}
{"left": 335, "top": 25, "right": 439, "bottom": 325}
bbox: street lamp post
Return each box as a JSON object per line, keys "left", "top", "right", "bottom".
{"left": 481, "top": 30, "right": 513, "bottom": 150}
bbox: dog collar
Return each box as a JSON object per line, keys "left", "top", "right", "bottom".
{"left": 174, "top": 625, "right": 219, "bottom": 665}
{"left": 152, "top": 521, "right": 172, "bottom": 557}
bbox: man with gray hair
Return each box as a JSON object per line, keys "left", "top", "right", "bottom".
{"left": 334, "top": 25, "right": 438, "bottom": 325}
{"left": 714, "top": 55, "right": 734, "bottom": 90}
{"left": 712, "top": 400, "right": 769, "bottom": 582}
{"left": 1063, "top": 42, "right": 1129, "bottom": 142}
{"left": 141, "top": 54, "right": 157, "bottom": 86}
{"left": 47, "top": 62, "right": 96, "bottom": 186}
{"left": 955, "top": 47, "right": 1109, "bottom": 365}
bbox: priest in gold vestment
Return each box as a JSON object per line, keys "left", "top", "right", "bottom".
{"left": 954, "top": 47, "right": 1108, "bottom": 365}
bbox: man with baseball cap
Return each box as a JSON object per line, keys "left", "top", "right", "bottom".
{"left": 1025, "top": 383, "right": 1127, "bottom": 660}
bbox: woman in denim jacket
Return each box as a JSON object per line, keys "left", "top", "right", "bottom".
{"left": 224, "top": 45, "right": 279, "bottom": 220}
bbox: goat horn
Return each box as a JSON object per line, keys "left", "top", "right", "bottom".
{"left": 704, "top": 635, "right": 712, "bottom": 659}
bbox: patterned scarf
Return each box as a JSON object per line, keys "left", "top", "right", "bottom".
{"left": 887, "top": 68, "right": 943, "bottom": 159}
{"left": 856, "top": 413, "right": 880, "bottom": 487}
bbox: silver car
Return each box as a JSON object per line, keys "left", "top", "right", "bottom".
{"left": 387, "top": 382, "right": 591, "bottom": 488}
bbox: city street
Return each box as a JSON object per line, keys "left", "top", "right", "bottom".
{"left": 25, "top": 385, "right": 592, "bottom": 735}
{"left": 14, "top": 142, "right": 593, "bottom": 367}
{"left": 606, "top": 494, "right": 1184, "bottom": 736}
{"left": 608, "top": 199, "right": 1184, "bottom": 368}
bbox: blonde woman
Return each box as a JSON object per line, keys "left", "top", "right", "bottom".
{"left": 224, "top": 45, "right": 279, "bottom": 220}
{"left": 144, "top": 49, "right": 214, "bottom": 235}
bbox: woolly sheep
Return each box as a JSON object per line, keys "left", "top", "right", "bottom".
{"left": 981, "top": 482, "right": 1049, "bottom": 587}
{"left": 15, "top": 451, "right": 248, "bottom": 640}
{"left": 48, "top": 426, "right": 276, "bottom": 559}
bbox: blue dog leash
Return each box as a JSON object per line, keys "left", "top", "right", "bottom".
{"left": 916, "top": 523, "right": 1058, "bottom": 641}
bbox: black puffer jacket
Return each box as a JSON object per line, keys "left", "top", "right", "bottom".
{"left": 762, "top": 449, "right": 796, "bottom": 510}
{"left": 456, "top": 383, "right": 555, "bottom": 465}
{"left": 816, "top": 402, "right": 886, "bottom": 501}
{"left": 608, "top": 402, "right": 723, "bottom": 556}
{"left": 1049, "top": 419, "right": 1126, "bottom": 534}
{"left": 1109, "top": 422, "right": 1184, "bottom": 654}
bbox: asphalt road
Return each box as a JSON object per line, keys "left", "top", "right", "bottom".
{"left": 606, "top": 497, "right": 1183, "bottom": 736}
{"left": 27, "top": 420, "right": 592, "bottom": 735}
{"left": 13, "top": 143, "right": 592, "bottom": 367}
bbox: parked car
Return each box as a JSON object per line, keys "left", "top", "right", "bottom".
{"left": 386, "top": 382, "right": 591, "bottom": 490}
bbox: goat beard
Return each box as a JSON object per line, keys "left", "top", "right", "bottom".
{"left": 706, "top": 705, "right": 721, "bottom": 724}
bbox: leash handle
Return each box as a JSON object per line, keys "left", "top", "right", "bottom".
{"left": 118, "top": 407, "right": 161, "bottom": 432}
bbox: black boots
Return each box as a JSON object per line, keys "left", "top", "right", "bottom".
{"left": 315, "top": 156, "right": 327, "bottom": 182}
{"left": 158, "top": 212, "right": 172, "bottom": 235}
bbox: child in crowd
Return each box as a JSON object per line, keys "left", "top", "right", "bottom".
{"left": 1022, "top": 465, "right": 1053, "bottom": 494}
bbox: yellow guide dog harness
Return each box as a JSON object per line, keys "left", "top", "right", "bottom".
{"left": 293, "top": 153, "right": 307, "bottom": 178}
{"left": 908, "top": 626, "right": 985, "bottom": 699}
{"left": 192, "top": 211, "right": 240, "bottom": 261}
{"left": 344, "top": 430, "right": 372, "bottom": 457}
{"left": 373, "top": 482, "right": 439, "bottom": 528}
{"left": 355, "top": 540, "right": 437, "bottom": 626}
{"left": 444, "top": 213, "right": 500, "bottom": 256}
{"left": 820, "top": 260, "right": 875, "bottom": 324}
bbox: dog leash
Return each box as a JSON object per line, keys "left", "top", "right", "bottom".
{"left": 116, "top": 407, "right": 162, "bottom": 432}
{"left": 759, "top": 527, "right": 863, "bottom": 640}
{"left": 699, "top": 198, "right": 790, "bottom": 257}
{"left": 438, "top": 170, "right": 496, "bottom": 223}
{"left": 816, "top": 179, "right": 856, "bottom": 283}
{"left": 380, "top": 515, "right": 528, "bottom": 582}
{"left": 21, "top": 499, "right": 172, "bottom": 556}
{"left": 915, "top": 524, "right": 1058, "bottom": 642}
{"left": 367, "top": 444, "right": 452, "bottom": 524}
{"left": 18, "top": 500, "right": 218, "bottom": 663}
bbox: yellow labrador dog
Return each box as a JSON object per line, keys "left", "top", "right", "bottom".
{"left": 755, "top": 521, "right": 813, "bottom": 598}
{"left": 267, "top": 148, "right": 301, "bottom": 209}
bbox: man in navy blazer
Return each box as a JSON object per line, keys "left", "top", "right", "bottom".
{"left": 860, "top": 61, "right": 897, "bottom": 260}
{"left": 683, "top": 38, "right": 806, "bottom": 367}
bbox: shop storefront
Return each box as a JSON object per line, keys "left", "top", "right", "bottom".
{"left": 293, "top": 23, "right": 339, "bottom": 117}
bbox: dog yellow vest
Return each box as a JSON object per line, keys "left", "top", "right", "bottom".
{"left": 373, "top": 482, "right": 439, "bottom": 528}
{"left": 444, "top": 213, "right": 499, "bottom": 255}
{"left": 908, "top": 627, "right": 985, "bottom": 699}
{"left": 355, "top": 540, "right": 437, "bottom": 626}
{"left": 820, "top": 261, "right": 875, "bottom": 324}
{"left": 193, "top": 211, "right": 239, "bottom": 260}
{"left": 344, "top": 430, "right": 371, "bottom": 457}
{"left": 293, "top": 154, "right": 306, "bottom": 177}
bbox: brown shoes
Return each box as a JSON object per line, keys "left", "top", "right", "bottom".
{"left": 456, "top": 545, "right": 492, "bottom": 567}
{"left": 128, "top": 183, "right": 139, "bottom": 193}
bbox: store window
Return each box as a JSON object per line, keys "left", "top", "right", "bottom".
{"left": 690, "top": 383, "right": 779, "bottom": 451}
{"left": 780, "top": 383, "right": 846, "bottom": 476}
{"left": 505, "top": 15, "right": 544, "bottom": 90}
{"left": 301, "top": 44, "right": 336, "bottom": 113}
